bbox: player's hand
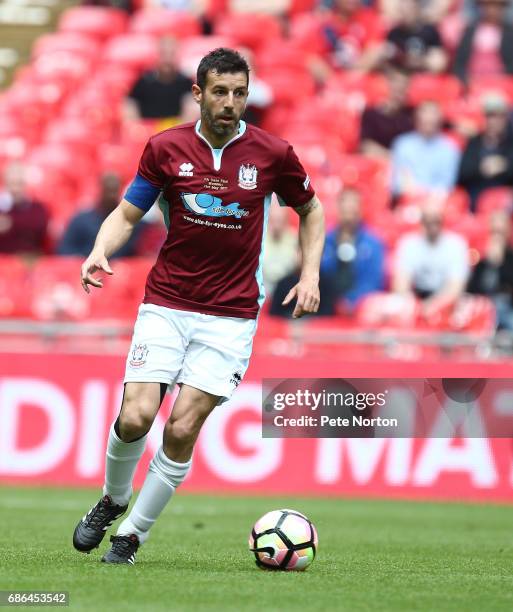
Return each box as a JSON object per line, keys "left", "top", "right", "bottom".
{"left": 80, "top": 252, "right": 113, "bottom": 293}
{"left": 282, "top": 278, "right": 320, "bottom": 319}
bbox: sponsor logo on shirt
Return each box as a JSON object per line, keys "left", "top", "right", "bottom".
{"left": 179, "top": 162, "right": 194, "bottom": 177}
{"left": 238, "top": 164, "right": 258, "bottom": 190}
{"left": 181, "top": 193, "right": 249, "bottom": 219}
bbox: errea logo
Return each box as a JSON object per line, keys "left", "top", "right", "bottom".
{"left": 179, "top": 162, "right": 194, "bottom": 177}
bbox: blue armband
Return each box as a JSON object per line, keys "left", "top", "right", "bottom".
{"left": 124, "top": 174, "right": 161, "bottom": 212}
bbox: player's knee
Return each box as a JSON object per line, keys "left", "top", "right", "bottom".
{"left": 164, "top": 417, "right": 199, "bottom": 448}
{"left": 119, "top": 399, "right": 155, "bottom": 441}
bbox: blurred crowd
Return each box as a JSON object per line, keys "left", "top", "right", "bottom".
{"left": 1, "top": 0, "right": 513, "bottom": 331}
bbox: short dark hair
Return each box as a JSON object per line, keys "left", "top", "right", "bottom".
{"left": 196, "top": 48, "right": 250, "bottom": 90}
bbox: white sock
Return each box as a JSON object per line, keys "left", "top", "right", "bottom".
{"left": 116, "top": 446, "right": 192, "bottom": 544}
{"left": 102, "top": 422, "right": 147, "bottom": 507}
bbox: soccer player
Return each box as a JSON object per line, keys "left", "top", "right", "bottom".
{"left": 72, "top": 48, "right": 325, "bottom": 565}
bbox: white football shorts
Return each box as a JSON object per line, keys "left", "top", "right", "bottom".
{"left": 124, "top": 303, "right": 257, "bottom": 403}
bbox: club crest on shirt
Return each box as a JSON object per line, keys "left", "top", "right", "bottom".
{"left": 238, "top": 164, "right": 258, "bottom": 190}
{"left": 129, "top": 344, "right": 148, "bottom": 368}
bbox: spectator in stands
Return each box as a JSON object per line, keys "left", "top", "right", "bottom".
{"left": 468, "top": 210, "right": 513, "bottom": 330}
{"left": 263, "top": 202, "right": 298, "bottom": 296}
{"left": 58, "top": 173, "right": 141, "bottom": 258}
{"left": 390, "top": 100, "right": 460, "bottom": 199}
{"left": 125, "top": 37, "right": 192, "bottom": 120}
{"left": 210, "top": 0, "right": 291, "bottom": 13}
{"left": 315, "top": 0, "right": 385, "bottom": 77}
{"left": 0, "top": 162, "right": 48, "bottom": 255}
{"left": 457, "top": 93, "right": 513, "bottom": 212}
{"left": 320, "top": 188, "right": 385, "bottom": 311}
{"left": 360, "top": 63, "right": 414, "bottom": 158}
{"left": 393, "top": 200, "right": 470, "bottom": 319}
{"left": 453, "top": 0, "right": 513, "bottom": 83}
{"left": 385, "top": 0, "right": 448, "bottom": 74}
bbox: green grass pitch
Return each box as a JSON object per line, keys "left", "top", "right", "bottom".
{"left": 1, "top": 487, "right": 512, "bottom": 612}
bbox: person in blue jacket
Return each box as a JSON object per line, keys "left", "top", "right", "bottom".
{"left": 321, "top": 187, "right": 385, "bottom": 312}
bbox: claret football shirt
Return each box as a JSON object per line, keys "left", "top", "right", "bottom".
{"left": 125, "top": 120, "right": 316, "bottom": 319}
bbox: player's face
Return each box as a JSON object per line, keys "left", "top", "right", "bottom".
{"left": 195, "top": 70, "right": 249, "bottom": 140}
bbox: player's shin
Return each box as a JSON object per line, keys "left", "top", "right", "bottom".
{"left": 116, "top": 446, "right": 191, "bottom": 543}
{"left": 103, "top": 421, "right": 148, "bottom": 507}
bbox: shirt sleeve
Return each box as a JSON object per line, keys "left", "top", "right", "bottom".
{"left": 274, "top": 144, "right": 315, "bottom": 208}
{"left": 137, "top": 137, "right": 167, "bottom": 188}
{"left": 124, "top": 174, "right": 161, "bottom": 213}
{"left": 124, "top": 138, "right": 167, "bottom": 212}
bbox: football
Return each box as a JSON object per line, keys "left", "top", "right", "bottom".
{"left": 249, "top": 508, "right": 318, "bottom": 571}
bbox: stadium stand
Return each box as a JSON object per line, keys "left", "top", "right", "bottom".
{"left": 1, "top": 0, "right": 513, "bottom": 359}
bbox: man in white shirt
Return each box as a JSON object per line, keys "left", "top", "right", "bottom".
{"left": 391, "top": 101, "right": 460, "bottom": 199}
{"left": 392, "top": 200, "right": 469, "bottom": 318}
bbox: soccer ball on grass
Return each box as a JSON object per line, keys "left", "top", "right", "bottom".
{"left": 249, "top": 509, "right": 318, "bottom": 571}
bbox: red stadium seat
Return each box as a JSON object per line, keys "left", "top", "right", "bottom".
{"left": 30, "top": 257, "right": 90, "bottom": 321}
{"left": 130, "top": 9, "right": 201, "bottom": 38}
{"left": 31, "top": 52, "right": 91, "bottom": 86}
{"left": 44, "top": 118, "right": 99, "bottom": 157}
{"left": 255, "top": 40, "right": 309, "bottom": 75}
{"left": 32, "top": 33, "right": 101, "bottom": 61}
{"left": 176, "top": 36, "right": 235, "bottom": 78}
{"left": 103, "top": 34, "right": 159, "bottom": 72}
{"left": 258, "top": 70, "right": 316, "bottom": 107}
{"left": 289, "top": 0, "right": 317, "bottom": 15}
{"left": 288, "top": 13, "right": 330, "bottom": 55}
{"left": 468, "top": 76, "right": 513, "bottom": 105}
{"left": 431, "top": 295, "right": 496, "bottom": 335}
{"left": 59, "top": 7, "right": 128, "bottom": 41}
{"left": 447, "top": 213, "right": 488, "bottom": 256}
{"left": 282, "top": 101, "right": 360, "bottom": 152}
{"left": 0, "top": 256, "right": 34, "bottom": 318}
{"left": 357, "top": 293, "right": 419, "bottom": 329}
{"left": 408, "top": 74, "right": 463, "bottom": 107}
{"left": 324, "top": 72, "right": 389, "bottom": 111}
{"left": 476, "top": 187, "right": 513, "bottom": 216}
{"left": 214, "top": 13, "right": 283, "bottom": 51}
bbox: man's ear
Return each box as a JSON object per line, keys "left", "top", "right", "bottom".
{"left": 192, "top": 83, "right": 202, "bottom": 104}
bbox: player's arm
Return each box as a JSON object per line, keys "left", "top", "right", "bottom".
{"left": 283, "top": 195, "right": 325, "bottom": 318}
{"left": 80, "top": 199, "right": 146, "bottom": 293}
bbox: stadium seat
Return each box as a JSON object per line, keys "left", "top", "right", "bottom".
{"left": 0, "top": 256, "right": 34, "bottom": 319}
{"left": 255, "top": 40, "right": 309, "bottom": 76}
{"left": 214, "top": 13, "right": 283, "bottom": 50}
{"left": 258, "top": 70, "right": 316, "bottom": 107}
{"left": 32, "top": 33, "right": 102, "bottom": 61}
{"left": 130, "top": 9, "right": 201, "bottom": 38}
{"left": 408, "top": 74, "right": 463, "bottom": 107}
{"left": 288, "top": 12, "right": 330, "bottom": 55}
{"left": 447, "top": 213, "right": 488, "bottom": 257}
{"left": 103, "top": 35, "right": 159, "bottom": 72}
{"left": 433, "top": 295, "right": 496, "bottom": 335}
{"left": 324, "top": 72, "right": 389, "bottom": 111}
{"left": 468, "top": 76, "right": 513, "bottom": 105}
{"left": 476, "top": 187, "right": 513, "bottom": 216}
{"left": 44, "top": 118, "right": 99, "bottom": 156}
{"left": 289, "top": 0, "right": 316, "bottom": 15}
{"left": 356, "top": 293, "right": 419, "bottom": 329}
{"left": 30, "top": 257, "right": 90, "bottom": 321}
{"left": 59, "top": 7, "right": 128, "bottom": 41}
{"left": 176, "top": 36, "right": 236, "bottom": 78}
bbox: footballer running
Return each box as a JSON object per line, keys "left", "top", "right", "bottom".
{"left": 72, "top": 48, "right": 325, "bottom": 564}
